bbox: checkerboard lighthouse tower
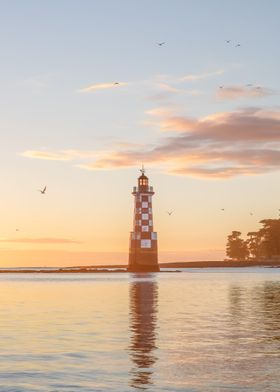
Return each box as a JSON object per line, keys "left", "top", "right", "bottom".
{"left": 128, "top": 167, "right": 159, "bottom": 272}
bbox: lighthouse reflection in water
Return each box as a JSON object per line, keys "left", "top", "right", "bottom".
{"left": 129, "top": 274, "right": 158, "bottom": 389}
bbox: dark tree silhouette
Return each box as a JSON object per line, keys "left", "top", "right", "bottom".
{"left": 246, "top": 231, "right": 263, "bottom": 259}
{"left": 228, "top": 219, "right": 280, "bottom": 262}
{"left": 258, "top": 219, "right": 280, "bottom": 259}
{"left": 226, "top": 231, "right": 249, "bottom": 261}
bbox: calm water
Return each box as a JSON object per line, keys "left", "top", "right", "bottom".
{"left": 0, "top": 268, "right": 280, "bottom": 391}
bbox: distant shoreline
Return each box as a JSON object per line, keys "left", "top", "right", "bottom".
{"left": 1, "top": 260, "right": 280, "bottom": 273}
{"left": 160, "top": 260, "right": 280, "bottom": 268}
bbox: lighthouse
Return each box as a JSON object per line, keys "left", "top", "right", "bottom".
{"left": 128, "top": 168, "right": 159, "bottom": 272}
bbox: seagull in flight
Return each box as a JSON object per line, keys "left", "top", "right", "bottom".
{"left": 235, "top": 43, "right": 241, "bottom": 47}
{"left": 166, "top": 211, "right": 173, "bottom": 216}
{"left": 157, "top": 42, "right": 165, "bottom": 46}
{"left": 39, "top": 186, "right": 47, "bottom": 194}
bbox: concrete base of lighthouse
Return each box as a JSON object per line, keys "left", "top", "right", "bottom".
{"left": 128, "top": 249, "right": 160, "bottom": 272}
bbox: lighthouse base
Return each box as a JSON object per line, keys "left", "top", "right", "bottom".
{"left": 127, "top": 264, "right": 160, "bottom": 272}
{"left": 128, "top": 250, "right": 160, "bottom": 272}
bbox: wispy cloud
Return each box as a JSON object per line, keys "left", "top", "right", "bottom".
{"left": 156, "top": 83, "right": 181, "bottom": 93}
{"left": 78, "top": 69, "right": 223, "bottom": 98}
{"left": 79, "top": 82, "right": 128, "bottom": 92}
{"left": 21, "top": 150, "right": 73, "bottom": 161}
{"left": 147, "top": 69, "right": 223, "bottom": 101}
{"left": 153, "top": 69, "right": 224, "bottom": 84}
{"left": 217, "top": 85, "right": 273, "bottom": 100}
{"left": 145, "top": 107, "right": 177, "bottom": 117}
{"left": 20, "top": 150, "right": 99, "bottom": 161}
{"left": 76, "top": 154, "right": 135, "bottom": 170}
{"left": 181, "top": 69, "right": 224, "bottom": 82}
{"left": 0, "top": 238, "right": 81, "bottom": 244}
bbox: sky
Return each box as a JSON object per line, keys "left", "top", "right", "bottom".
{"left": 1, "top": 0, "right": 280, "bottom": 266}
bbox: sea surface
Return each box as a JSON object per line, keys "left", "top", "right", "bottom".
{"left": 0, "top": 267, "right": 280, "bottom": 391}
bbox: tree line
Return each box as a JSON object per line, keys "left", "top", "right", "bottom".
{"left": 226, "top": 219, "right": 280, "bottom": 261}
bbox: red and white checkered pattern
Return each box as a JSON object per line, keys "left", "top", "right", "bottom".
{"left": 131, "top": 193, "right": 157, "bottom": 249}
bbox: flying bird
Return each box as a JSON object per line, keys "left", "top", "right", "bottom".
{"left": 225, "top": 40, "right": 231, "bottom": 43}
{"left": 157, "top": 42, "right": 165, "bottom": 46}
{"left": 39, "top": 186, "right": 47, "bottom": 194}
{"left": 250, "top": 212, "right": 253, "bottom": 216}
{"left": 219, "top": 85, "right": 224, "bottom": 89}
{"left": 246, "top": 84, "right": 253, "bottom": 87}
{"left": 235, "top": 43, "right": 241, "bottom": 47}
{"left": 113, "top": 82, "right": 120, "bottom": 85}
{"left": 166, "top": 211, "right": 173, "bottom": 216}
{"left": 221, "top": 208, "right": 225, "bottom": 211}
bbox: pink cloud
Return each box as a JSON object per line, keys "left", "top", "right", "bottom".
{"left": 217, "top": 85, "right": 273, "bottom": 100}
{"left": 79, "top": 107, "right": 280, "bottom": 178}
{"left": 21, "top": 107, "right": 280, "bottom": 179}
{"left": 172, "top": 166, "right": 270, "bottom": 179}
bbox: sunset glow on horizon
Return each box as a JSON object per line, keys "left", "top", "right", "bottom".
{"left": 1, "top": 0, "right": 280, "bottom": 267}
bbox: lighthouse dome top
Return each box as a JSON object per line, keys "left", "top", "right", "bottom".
{"left": 138, "top": 172, "right": 148, "bottom": 180}
{"left": 138, "top": 172, "right": 148, "bottom": 187}
{"left": 138, "top": 166, "right": 148, "bottom": 185}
